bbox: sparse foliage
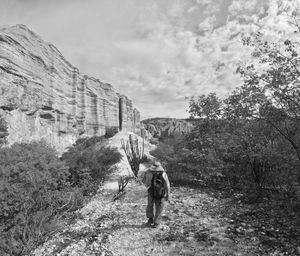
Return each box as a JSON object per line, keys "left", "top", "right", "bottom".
{"left": 189, "top": 93, "right": 223, "bottom": 119}
{"left": 112, "top": 176, "right": 132, "bottom": 201}
{"left": 118, "top": 176, "right": 130, "bottom": 193}
{"left": 238, "top": 33, "right": 300, "bottom": 160}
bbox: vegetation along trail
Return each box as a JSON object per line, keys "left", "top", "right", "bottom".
{"left": 30, "top": 131, "right": 300, "bottom": 256}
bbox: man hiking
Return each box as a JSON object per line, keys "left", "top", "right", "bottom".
{"left": 143, "top": 161, "right": 170, "bottom": 228}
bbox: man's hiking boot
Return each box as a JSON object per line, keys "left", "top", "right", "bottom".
{"left": 146, "top": 218, "right": 153, "bottom": 227}
{"left": 152, "top": 223, "right": 159, "bottom": 228}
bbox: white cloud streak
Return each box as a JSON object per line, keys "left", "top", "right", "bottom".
{"left": 0, "top": 0, "right": 298, "bottom": 119}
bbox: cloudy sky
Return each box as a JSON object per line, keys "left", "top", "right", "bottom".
{"left": 0, "top": 0, "right": 298, "bottom": 119}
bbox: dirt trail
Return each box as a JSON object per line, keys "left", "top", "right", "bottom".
{"left": 106, "top": 184, "right": 258, "bottom": 256}
{"left": 32, "top": 181, "right": 259, "bottom": 256}
{"left": 32, "top": 133, "right": 259, "bottom": 256}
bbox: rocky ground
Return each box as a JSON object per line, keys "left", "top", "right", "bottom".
{"left": 32, "top": 181, "right": 265, "bottom": 256}
{"left": 31, "top": 182, "right": 300, "bottom": 256}
{"left": 31, "top": 133, "right": 300, "bottom": 256}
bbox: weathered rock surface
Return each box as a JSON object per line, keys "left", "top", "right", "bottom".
{"left": 141, "top": 118, "right": 194, "bottom": 138}
{"left": 0, "top": 24, "right": 140, "bottom": 153}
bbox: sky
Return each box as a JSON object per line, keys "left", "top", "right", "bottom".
{"left": 0, "top": 0, "right": 299, "bottom": 119}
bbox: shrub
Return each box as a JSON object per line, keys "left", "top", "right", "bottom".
{"left": 150, "top": 136, "right": 198, "bottom": 186}
{"left": 72, "top": 135, "right": 105, "bottom": 150}
{"left": 0, "top": 116, "right": 8, "bottom": 147}
{"left": 0, "top": 137, "right": 123, "bottom": 255}
{"left": 149, "top": 137, "right": 159, "bottom": 145}
{"left": 105, "top": 127, "right": 119, "bottom": 138}
{"left": 0, "top": 141, "right": 71, "bottom": 255}
{"left": 62, "top": 136, "right": 122, "bottom": 194}
{"left": 151, "top": 119, "right": 300, "bottom": 193}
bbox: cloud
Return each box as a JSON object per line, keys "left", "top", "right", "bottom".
{"left": 0, "top": 0, "right": 299, "bottom": 119}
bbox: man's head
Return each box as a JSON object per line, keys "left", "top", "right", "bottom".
{"left": 149, "top": 161, "right": 164, "bottom": 172}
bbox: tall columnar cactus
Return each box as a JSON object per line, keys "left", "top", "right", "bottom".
{"left": 121, "top": 134, "right": 145, "bottom": 177}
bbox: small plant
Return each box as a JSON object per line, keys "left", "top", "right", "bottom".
{"left": 105, "top": 127, "right": 119, "bottom": 138}
{"left": 113, "top": 176, "right": 132, "bottom": 201}
{"left": 121, "top": 134, "right": 145, "bottom": 177}
{"left": 118, "top": 176, "right": 130, "bottom": 193}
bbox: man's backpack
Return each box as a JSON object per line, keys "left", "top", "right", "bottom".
{"left": 151, "top": 172, "right": 166, "bottom": 199}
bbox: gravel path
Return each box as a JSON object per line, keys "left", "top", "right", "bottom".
{"left": 106, "top": 184, "right": 258, "bottom": 256}
{"left": 32, "top": 133, "right": 259, "bottom": 256}
{"left": 32, "top": 182, "right": 259, "bottom": 256}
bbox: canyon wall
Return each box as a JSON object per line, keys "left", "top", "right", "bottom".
{"left": 0, "top": 24, "right": 140, "bottom": 153}
{"left": 141, "top": 118, "right": 194, "bottom": 138}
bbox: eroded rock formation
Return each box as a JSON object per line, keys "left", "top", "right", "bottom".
{"left": 0, "top": 24, "right": 140, "bottom": 153}
{"left": 141, "top": 118, "right": 193, "bottom": 138}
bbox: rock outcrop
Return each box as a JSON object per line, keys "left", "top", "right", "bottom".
{"left": 141, "top": 118, "right": 193, "bottom": 138}
{"left": 0, "top": 24, "right": 140, "bottom": 153}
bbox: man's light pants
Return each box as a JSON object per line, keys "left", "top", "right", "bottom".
{"left": 146, "top": 193, "right": 164, "bottom": 224}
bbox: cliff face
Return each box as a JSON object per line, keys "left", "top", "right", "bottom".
{"left": 141, "top": 118, "right": 193, "bottom": 138}
{"left": 0, "top": 25, "right": 140, "bottom": 153}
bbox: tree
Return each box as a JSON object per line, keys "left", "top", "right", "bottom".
{"left": 184, "top": 30, "right": 300, "bottom": 186}
{"left": 228, "top": 33, "right": 300, "bottom": 161}
{"left": 188, "top": 92, "right": 223, "bottom": 119}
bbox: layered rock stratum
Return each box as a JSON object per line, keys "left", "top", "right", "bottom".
{"left": 141, "top": 118, "right": 194, "bottom": 138}
{"left": 0, "top": 24, "right": 140, "bottom": 153}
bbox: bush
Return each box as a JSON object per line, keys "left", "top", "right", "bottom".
{"left": 149, "top": 138, "right": 159, "bottom": 145}
{"left": 62, "top": 136, "right": 122, "bottom": 194}
{"left": 151, "top": 119, "right": 300, "bottom": 193}
{"left": 72, "top": 135, "right": 105, "bottom": 149}
{"left": 105, "top": 127, "right": 119, "bottom": 138}
{"left": 0, "top": 116, "right": 8, "bottom": 147}
{"left": 0, "top": 137, "right": 123, "bottom": 255}
{"left": 0, "top": 133, "right": 124, "bottom": 256}
{"left": 0, "top": 141, "right": 71, "bottom": 255}
{"left": 150, "top": 137, "right": 198, "bottom": 186}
